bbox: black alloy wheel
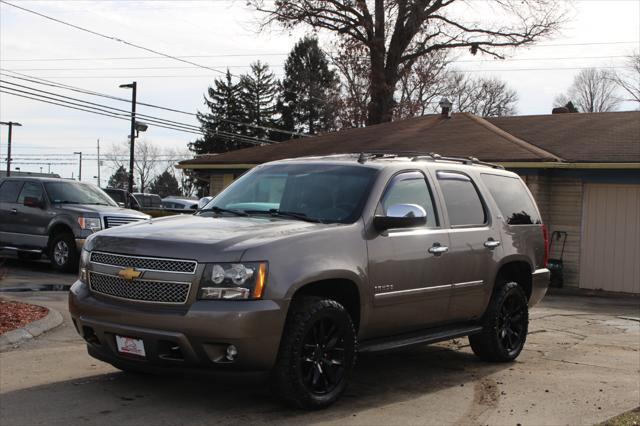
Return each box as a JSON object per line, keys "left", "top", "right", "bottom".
{"left": 469, "top": 281, "right": 529, "bottom": 362}
{"left": 274, "top": 296, "right": 357, "bottom": 410}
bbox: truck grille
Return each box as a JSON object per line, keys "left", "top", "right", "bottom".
{"left": 90, "top": 251, "right": 197, "bottom": 274}
{"left": 89, "top": 272, "right": 190, "bottom": 304}
{"left": 104, "top": 216, "right": 144, "bottom": 228}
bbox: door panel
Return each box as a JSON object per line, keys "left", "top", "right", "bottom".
{"left": 434, "top": 170, "right": 499, "bottom": 321}
{"left": 0, "top": 180, "right": 24, "bottom": 246}
{"left": 366, "top": 171, "right": 452, "bottom": 338}
{"left": 15, "top": 182, "right": 49, "bottom": 249}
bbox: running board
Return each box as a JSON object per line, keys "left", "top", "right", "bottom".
{"left": 359, "top": 324, "right": 483, "bottom": 353}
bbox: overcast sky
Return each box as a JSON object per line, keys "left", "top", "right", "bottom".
{"left": 1, "top": 0, "right": 638, "bottom": 184}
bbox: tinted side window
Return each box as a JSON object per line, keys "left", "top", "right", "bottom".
{"left": 437, "top": 171, "right": 486, "bottom": 227}
{"left": 0, "top": 180, "right": 23, "bottom": 203}
{"left": 481, "top": 174, "right": 541, "bottom": 225}
{"left": 18, "top": 182, "right": 44, "bottom": 203}
{"left": 381, "top": 172, "right": 438, "bottom": 227}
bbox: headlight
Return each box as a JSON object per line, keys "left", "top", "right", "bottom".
{"left": 198, "top": 262, "right": 267, "bottom": 300}
{"left": 79, "top": 249, "right": 90, "bottom": 283}
{"left": 77, "top": 216, "right": 102, "bottom": 232}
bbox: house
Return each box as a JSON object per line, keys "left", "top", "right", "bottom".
{"left": 178, "top": 110, "right": 640, "bottom": 294}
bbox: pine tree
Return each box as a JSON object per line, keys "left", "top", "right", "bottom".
{"left": 240, "top": 61, "right": 279, "bottom": 140}
{"left": 107, "top": 166, "right": 129, "bottom": 189}
{"left": 149, "top": 171, "right": 180, "bottom": 198}
{"left": 279, "top": 36, "right": 339, "bottom": 135}
{"left": 190, "top": 70, "right": 253, "bottom": 154}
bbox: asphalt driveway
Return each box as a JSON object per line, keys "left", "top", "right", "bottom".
{"left": 1, "top": 258, "right": 639, "bottom": 425}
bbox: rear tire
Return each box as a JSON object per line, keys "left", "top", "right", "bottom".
{"left": 49, "top": 233, "right": 78, "bottom": 272}
{"left": 469, "top": 281, "right": 529, "bottom": 362}
{"left": 273, "top": 296, "right": 357, "bottom": 410}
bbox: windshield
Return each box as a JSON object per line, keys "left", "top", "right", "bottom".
{"left": 201, "top": 164, "right": 377, "bottom": 223}
{"left": 45, "top": 181, "right": 118, "bottom": 206}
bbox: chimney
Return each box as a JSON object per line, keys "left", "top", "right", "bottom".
{"left": 439, "top": 97, "right": 453, "bottom": 118}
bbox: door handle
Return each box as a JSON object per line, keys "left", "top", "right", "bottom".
{"left": 484, "top": 239, "right": 501, "bottom": 249}
{"left": 428, "top": 243, "right": 449, "bottom": 255}
{"left": 10, "top": 208, "right": 17, "bottom": 214}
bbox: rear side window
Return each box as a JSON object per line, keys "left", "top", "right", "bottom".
{"left": 0, "top": 180, "right": 23, "bottom": 203}
{"left": 481, "top": 174, "right": 541, "bottom": 225}
{"left": 437, "top": 171, "right": 486, "bottom": 227}
{"left": 381, "top": 172, "right": 438, "bottom": 227}
{"left": 17, "top": 182, "right": 44, "bottom": 203}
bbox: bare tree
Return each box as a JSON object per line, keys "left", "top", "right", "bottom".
{"left": 445, "top": 71, "right": 518, "bottom": 116}
{"left": 330, "top": 40, "right": 370, "bottom": 128}
{"left": 395, "top": 50, "right": 450, "bottom": 119}
{"left": 107, "top": 140, "right": 160, "bottom": 193}
{"left": 558, "top": 68, "right": 620, "bottom": 113}
{"left": 251, "top": 0, "right": 565, "bottom": 125}
{"left": 613, "top": 52, "right": 640, "bottom": 104}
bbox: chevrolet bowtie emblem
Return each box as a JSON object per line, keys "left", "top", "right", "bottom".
{"left": 118, "top": 267, "right": 142, "bottom": 281}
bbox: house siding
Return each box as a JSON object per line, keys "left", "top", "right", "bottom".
{"left": 521, "top": 174, "right": 583, "bottom": 288}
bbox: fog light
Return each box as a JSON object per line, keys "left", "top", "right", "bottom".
{"left": 226, "top": 345, "right": 238, "bottom": 361}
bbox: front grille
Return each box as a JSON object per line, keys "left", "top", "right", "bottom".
{"left": 89, "top": 272, "right": 190, "bottom": 304}
{"left": 90, "top": 251, "right": 197, "bottom": 274}
{"left": 104, "top": 216, "right": 144, "bottom": 228}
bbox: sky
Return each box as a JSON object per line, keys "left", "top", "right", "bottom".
{"left": 0, "top": 0, "right": 639, "bottom": 184}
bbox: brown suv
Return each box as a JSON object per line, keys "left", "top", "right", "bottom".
{"left": 69, "top": 153, "right": 549, "bottom": 409}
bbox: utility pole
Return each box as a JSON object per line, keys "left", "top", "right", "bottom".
{"left": 119, "top": 82, "right": 137, "bottom": 193}
{"left": 96, "top": 138, "right": 101, "bottom": 187}
{"left": 74, "top": 151, "right": 82, "bottom": 181}
{"left": 0, "top": 121, "right": 22, "bottom": 177}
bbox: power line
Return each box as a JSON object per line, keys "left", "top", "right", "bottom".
{"left": 0, "top": 70, "right": 307, "bottom": 137}
{"left": 0, "top": 88, "right": 273, "bottom": 146}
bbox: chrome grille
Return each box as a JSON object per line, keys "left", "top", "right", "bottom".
{"left": 90, "top": 251, "right": 197, "bottom": 274}
{"left": 89, "top": 272, "right": 190, "bottom": 304}
{"left": 104, "top": 216, "right": 144, "bottom": 228}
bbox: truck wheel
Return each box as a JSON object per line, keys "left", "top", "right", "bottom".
{"left": 274, "top": 296, "right": 357, "bottom": 410}
{"left": 49, "top": 233, "right": 79, "bottom": 272}
{"left": 469, "top": 281, "right": 529, "bottom": 362}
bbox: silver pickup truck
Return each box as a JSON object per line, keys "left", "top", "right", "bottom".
{"left": 69, "top": 153, "right": 549, "bottom": 409}
{"left": 0, "top": 177, "right": 148, "bottom": 271}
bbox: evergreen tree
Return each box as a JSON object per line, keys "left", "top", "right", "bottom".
{"left": 190, "top": 70, "right": 253, "bottom": 154}
{"left": 240, "top": 61, "right": 279, "bottom": 140}
{"left": 279, "top": 36, "right": 339, "bottom": 135}
{"left": 107, "top": 166, "right": 129, "bottom": 189}
{"left": 565, "top": 101, "right": 579, "bottom": 113}
{"left": 149, "top": 171, "right": 180, "bottom": 198}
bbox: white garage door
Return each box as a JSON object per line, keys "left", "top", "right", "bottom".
{"left": 580, "top": 183, "right": 640, "bottom": 293}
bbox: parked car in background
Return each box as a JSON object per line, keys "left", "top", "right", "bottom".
{"left": 131, "top": 192, "right": 162, "bottom": 210}
{"left": 70, "top": 153, "right": 549, "bottom": 409}
{"left": 102, "top": 187, "right": 140, "bottom": 210}
{"left": 197, "top": 196, "right": 213, "bottom": 210}
{"left": 161, "top": 197, "right": 198, "bottom": 211}
{"left": 0, "top": 177, "right": 149, "bottom": 271}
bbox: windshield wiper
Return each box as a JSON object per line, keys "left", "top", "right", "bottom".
{"left": 204, "top": 206, "right": 249, "bottom": 217}
{"left": 267, "top": 209, "right": 324, "bottom": 223}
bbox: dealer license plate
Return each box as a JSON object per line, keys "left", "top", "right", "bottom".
{"left": 115, "top": 335, "right": 146, "bottom": 357}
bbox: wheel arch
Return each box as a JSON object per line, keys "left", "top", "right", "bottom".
{"left": 495, "top": 258, "right": 533, "bottom": 301}
{"left": 290, "top": 278, "right": 362, "bottom": 330}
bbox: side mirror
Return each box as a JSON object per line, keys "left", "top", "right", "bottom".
{"left": 23, "top": 197, "right": 44, "bottom": 209}
{"left": 373, "top": 203, "right": 427, "bottom": 231}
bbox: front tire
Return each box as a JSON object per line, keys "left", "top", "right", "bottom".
{"left": 274, "top": 296, "right": 357, "bottom": 410}
{"left": 49, "top": 233, "right": 78, "bottom": 272}
{"left": 469, "top": 281, "right": 529, "bottom": 362}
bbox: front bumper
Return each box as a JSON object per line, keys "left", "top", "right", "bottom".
{"left": 68, "top": 281, "right": 287, "bottom": 371}
{"left": 529, "top": 268, "right": 550, "bottom": 307}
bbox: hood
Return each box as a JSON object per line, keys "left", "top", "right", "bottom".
{"left": 85, "top": 214, "right": 331, "bottom": 262}
{"left": 55, "top": 204, "right": 148, "bottom": 218}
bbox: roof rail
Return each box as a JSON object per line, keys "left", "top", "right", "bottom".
{"left": 355, "top": 151, "right": 504, "bottom": 169}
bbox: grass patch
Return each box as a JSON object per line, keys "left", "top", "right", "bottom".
{"left": 600, "top": 407, "right": 640, "bottom": 426}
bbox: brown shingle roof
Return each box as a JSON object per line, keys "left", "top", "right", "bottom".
{"left": 180, "top": 112, "right": 558, "bottom": 167}
{"left": 488, "top": 111, "right": 640, "bottom": 163}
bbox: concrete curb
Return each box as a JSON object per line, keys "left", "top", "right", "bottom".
{"left": 0, "top": 306, "right": 63, "bottom": 351}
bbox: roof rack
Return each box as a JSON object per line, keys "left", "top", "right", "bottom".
{"left": 356, "top": 151, "right": 504, "bottom": 169}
